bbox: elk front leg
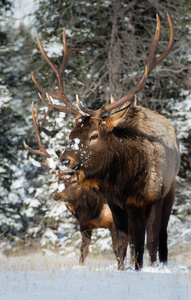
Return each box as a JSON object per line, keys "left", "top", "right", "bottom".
{"left": 146, "top": 198, "right": 162, "bottom": 265}
{"left": 116, "top": 230, "right": 128, "bottom": 270}
{"left": 109, "top": 223, "right": 118, "bottom": 259}
{"left": 128, "top": 207, "right": 145, "bottom": 270}
{"left": 79, "top": 230, "right": 92, "bottom": 265}
{"left": 128, "top": 224, "right": 135, "bottom": 265}
{"left": 108, "top": 203, "right": 129, "bottom": 271}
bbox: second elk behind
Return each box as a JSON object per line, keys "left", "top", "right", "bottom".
{"left": 53, "top": 170, "right": 134, "bottom": 266}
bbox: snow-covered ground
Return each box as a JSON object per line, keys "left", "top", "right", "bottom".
{"left": 0, "top": 253, "right": 191, "bottom": 300}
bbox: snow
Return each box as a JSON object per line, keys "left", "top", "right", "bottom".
{"left": 43, "top": 41, "right": 63, "bottom": 57}
{"left": 0, "top": 85, "right": 12, "bottom": 108}
{"left": 7, "top": 0, "right": 38, "bottom": 33}
{"left": 29, "top": 155, "right": 58, "bottom": 169}
{"left": 8, "top": 192, "right": 19, "bottom": 204}
{"left": 41, "top": 229, "right": 58, "bottom": 247}
{"left": 47, "top": 157, "right": 58, "bottom": 169}
{"left": 24, "top": 198, "right": 41, "bottom": 208}
{"left": 165, "top": 91, "right": 191, "bottom": 141}
{"left": 71, "top": 138, "right": 81, "bottom": 150}
{"left": 0, "top": 254, "right": 190, "bottom": 300}
{"left": 10, "top": 177, "right": 25, "bottom": 190}
{"left": 23, "top": 207, "right": 34, "bottom": 218}
{"left": 45, "top": 203, "right": 68, "bottom": 219}
{"left": 29, "top": 157, "right": 42, "bottom": 167}
{"left": 57, "top": 183, "right": 66, "bottom": 192}
{"left": 59, "top": 165, "right": 70, "bottom": 172}
{"left": 27, "top": 226, "right": 41, "bottom": 236}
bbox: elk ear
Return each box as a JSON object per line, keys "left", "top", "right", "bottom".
{"left": 77, "top": 170, "right": 85, "bottom": 183}
{"left": 104, "top": 103, "right": 131, "bottom": 130}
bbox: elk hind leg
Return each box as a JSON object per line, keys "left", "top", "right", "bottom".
{"left": 79, "top": 230, "right": 92, "bottom": 265}
{"left": 159, "top": 181, "right": 175, "bottom": 264}
{"left": 146, "top": 198, "right": 162, "bottom": 265}
{"left": 109, "top": 223, "right": 118, "bottom": 259}
{"left": 108, "top": 203, "right": 129, "bottom": 271}
{"left": 128, "top": 224, "right": 135, "bottom": 265}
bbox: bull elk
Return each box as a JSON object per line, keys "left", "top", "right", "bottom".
{"left": 25, "top": 12, "right": 180, "bottom": 270}
{"left": 24, "top": 104, "right": 135, "bottom": 265}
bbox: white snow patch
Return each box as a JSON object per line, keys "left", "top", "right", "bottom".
{"left": 166, "top": 91, "right": 191, "bottom": 141}
{"left": 46, "top": 203, "right": 68, "bottom": 219}
{"left": 58, "top": 183, "right": 66, "bottom": 192}
{"left": 41, "top": 228, "right": 58, "bottom": 246}
{"left": 0, "top": 167, "right": 6, "bottom": 173}
{"left": 0, "top": 259, "right": 190, "bottom": 300}
{"left": 71, "top": 138, "right": 81, "bottom": 150}
{"left": 29, "top": 157, "right": 42, "bottom": 167}
{"left": 47, "top": 157, "right": 58, "bottom": 169}
{"left": 0, "top": 85, "right": 12, "bottom": 107}
{"left": 8, "top": 0, "right": 39, "bottom": 32}
{"left": 30, "top": 199, "right": 41, "bottom": 208}
{"left": 28, "top": 226, "right": 41, "bottom": 236}
{"left": 59, "top": 165, "right": 70, "bottom": 172}
{"left": 24, "top": 198, "right": 40, "bottom": 206}
{"left": 10, "top": 177, "right": 25, "bottom": 189}
{"left": 43, "top": 42, "right": 63, "bottom": 57}
{"left": 23, "top": 207, "right": 34, "bottom": 218}
{"left": 8, "top": 192, "right": 19, "bottom": 204}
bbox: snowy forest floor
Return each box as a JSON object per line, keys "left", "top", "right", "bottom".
{"left": 0, "top": 251, "right": 191, "bottom": 300}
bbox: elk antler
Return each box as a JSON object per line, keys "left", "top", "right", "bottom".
{"left": 77, "top": 12, "right": 174, "bottom": 118}
{"left": 23, "top": 101, "right": 58, "bottom": 168}
{"left": 32, "top": 28, "right": 86, "bottom": 117}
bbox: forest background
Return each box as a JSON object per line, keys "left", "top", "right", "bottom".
{"left": 0, "top": 0, "right": 191, "bottom": 264}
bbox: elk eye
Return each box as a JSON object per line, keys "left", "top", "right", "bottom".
{"left": 90, "top": 133, "right": 98, "bottom": 141}
{"left": 71, "top": 179, "right": 78, "bottom": 184}
{"left": 73, "top": 165, "right": 79, "bottom": 170}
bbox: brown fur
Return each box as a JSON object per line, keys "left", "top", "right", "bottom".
{"left": 59, "top": 104, "right": 180, "bottom": 270}
{"left": 53, "top": 171, "right": 119, "bottom": 264}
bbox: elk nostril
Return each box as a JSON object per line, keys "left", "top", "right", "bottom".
{"left": 55, "top": 164, "right": 60, "bottom": 170}
{"left": 61, "top": 158, "right": 70, "bottom": 167}
{"left": 54, "top": 195, "right": 61, "bottom": 201}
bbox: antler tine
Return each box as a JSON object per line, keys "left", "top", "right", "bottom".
{"left": 133, "top": 95, "right": 137, "bottom": 106}
{"left": 36, "top": 100, "right": 56, "bottom": 136}
{"left": 23, "top": 102, "right": 52, "bottom": 163}
{"left": 28, "top": 156, "right": 48, "bottom": 167}
{"left": 32, "top": 28, "right": 86, "bottom": 117}
{"left": 78, "top": 12, "right": 174, "bottom": 118}
{"left": 60, "top": 28, "right": 86, "bottom": 74}
{"left": 37, "top": 101, "right": 48, "bottom": 130}
{"left": 151, "top": 12, "right": 174, "bottom": 70}
{"left": 38, "top": 92, "right": 74, "bottom": 116}
{"left": 103, "top": 12, "right": 174, "bottom": 114}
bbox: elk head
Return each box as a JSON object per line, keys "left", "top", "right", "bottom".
{"left": 53, "top": 171, "right": 79, "bottom": 204}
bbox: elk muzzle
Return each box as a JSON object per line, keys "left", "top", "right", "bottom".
{"left": 59, "top": 153, "right": 80, "bottom": 171}
{"left": 53, "top": 193, "right": 61, "bottom": 202}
